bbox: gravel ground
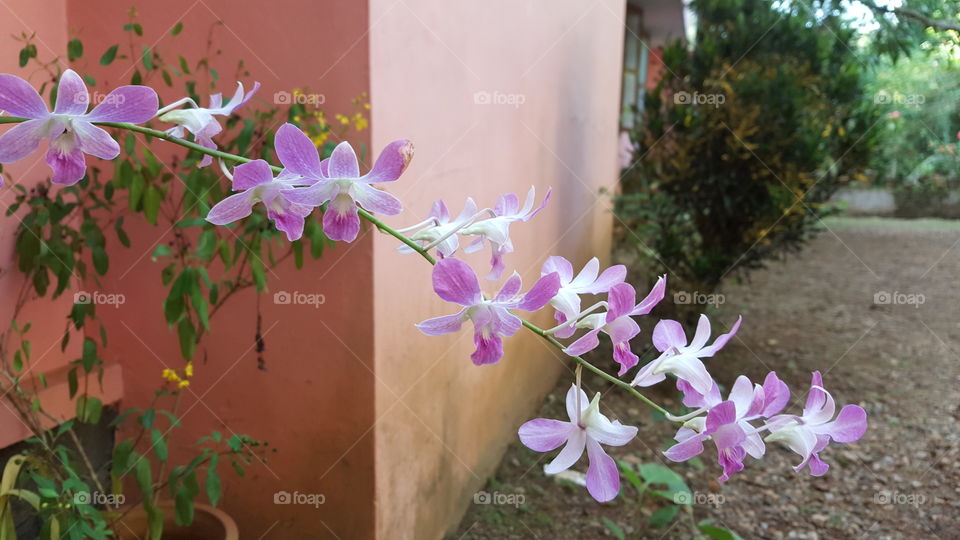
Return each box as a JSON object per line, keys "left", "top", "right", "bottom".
{"left": 453, "top": 217, "right": 960, "bottom": 539}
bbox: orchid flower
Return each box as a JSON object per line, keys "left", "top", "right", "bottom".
{"left": 280, "top": 129, "right": 413, "bottom": 242}
{"left": 665, "top": 373, "right": 789, "bottom": 482}
{"left": 631, "top": 314, "right": 742, "bottom": 394}
{"left": 158, "top": 81, "right": 260, "bottom": 167}
{"left": 541, "top": 256, "right": 627, "bottom": 339}
{"left": 416, "top": 257, "right": 560, "bottom": 365}
{"left": 460, "top": 186, "right": 551, "bottom": 280}
{"left": 518, "top": 384, "right": 638, "bottom": 502}
{"left": 398, "top": 198, "right": 479, "bottom": 257}
{"left": 0, "top": 69, "right": 158, "bottom": 186}
{"left": 563, "top": 278, "right": 665, "bottom": 376}
{"left": 205, "top": 159, "right": 314, "bottom": 241}
{"left": 763, "top": 371, "right": 867, "bottom": 476}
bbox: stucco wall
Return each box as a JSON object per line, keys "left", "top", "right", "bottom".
{"left": 368, "top": 1, "right": 626, "bottom": 537}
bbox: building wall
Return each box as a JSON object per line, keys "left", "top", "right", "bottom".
{"left": 368, "top": 1, "right": 626, "bottom": 537}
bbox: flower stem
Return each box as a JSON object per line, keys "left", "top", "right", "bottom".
{"left": 0, "top": 116, "right": 676, "bottom": 418}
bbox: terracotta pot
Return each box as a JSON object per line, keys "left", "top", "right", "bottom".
{"left": 114, "top": 501, "right": 238, "bottom": 540}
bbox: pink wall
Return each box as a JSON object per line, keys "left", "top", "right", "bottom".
{"left": 368, "top": 1, "right": 626, "bottom": 536}
{"left": 0, "top": 0, "right": 93, "bottom": 447}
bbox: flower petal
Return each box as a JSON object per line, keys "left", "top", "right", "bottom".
{"left": 630, "top": 275, "right": 666, "bottom": 316}
{"left": 689, "top": 314, "right": 712, "bottom": 351}
{"left": 432, "top": 257, "right": 482, "bottom": 306}
{"left": 85, "top": 86, "right": 159, "bottom": 123}
{"left": 563, "top": 328, "right": 601, "bottom": 357}
{"left": 0, "top": 74, "right": 49, "bottom": 118}
{"left": 823, "top": 405, "right": 867, "bottom": 443}
{"left": 565, "top": 383, "right": 590, "bottom": 422}
{"left": 362, "top": 139, "right": 413, "bottom": 183}
{"left": 274, "top": 123, "right": 323, "bottom": 178}
{"left": 515, "top": 272, "right": 561, "bottom": 311}
{"left": 494, "top": 272, "right": 523, "bottom": 302}
{"left": 580, "top": 264, "right": 626, "bottom": 294}
{"left": 630, "top": 356, "right": 667, "bottom": 387}
{"left": 652, "top": 319, "right": 687, "bottom": 352}
{"left": 0, "top": 119, "right": 47, "bottom": 163}
{"left": 416, "top": 309, "right": 467, "bottom": 336}
{"left": 569, "top": 258, "right": 600, "bottom": 288}
{"left": 760, "top": 371, "right": 790, "bottom": 417}
{"left": 705, "top": 401, "right": 738, "bottom": 433}
{"left": 728, "top": 375, "right": 756, "bottom": 418}
{"left": 541, "top": 256, "right": 574, "bottom": 283}
{"left": 664, "top": 432, "right": 706, "bottom": 462}
{"left": 698, "top": 315, "right": 742, "bottom": 357}
{"left": 54, "top": 69, "right": 89, "bottom": 115}
{"left": 352, "top": 183, "right": 402, "bottom": 215}
{"left": 45, "top": 144, "right": 87, "bottom": 186}
{"left": 206, "top": 191, "right": 256, "bottom": 225}
{"left": 518, "top": 419, "right": 573, "bottom": 452}
{"left": 322, "top": 194, "right": 362, "bottom": 242}
{"left": 605, "top": 283, "right": 636, "bottom": 320}
{"left": 544, "top": 430, "right": 586, "bottom": 475}
{"left": 233, "top": 159, "right": 275, "bottom": 190}
{"left": 269, "top": 209, "right": 307, "bottom": 241}
{"left": 471, "top": 330, "right": 503, "bottom": 365}
{"left": 585, "top": 438, "right": 620, "bottom": 502}
{"left": 73, "top": 121, "right": 120, "bottom": 160}
{"left": 327, "top": 141, "right": 360, "bottom": 178}
{"left": 586, "top": 418, "right": 637, "bottom": 447}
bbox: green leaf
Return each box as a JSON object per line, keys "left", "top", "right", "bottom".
{"left": 176, "top": 217, "right": 207, "bottom": 228}
{"left": 100, "top": 44, "right": 119, "bottom": 65}
{"left": 76, "top": 395, "right": 103, "bottom": 424}
{"left": 67, "top": 368, "right": 78, "bottom": 398}
{"left": 639, "top": 463, "right": 685, "bottom": 486}
{"left": 141, "top": 45, "right": 154, "bottom": 71}
{"left": 114, "top": 216, "right": 131, "bottom": 248}
{"left": 205, "top": 454, "right": 221, "bottom": 507}
{"left": 92, "top": 246, "right": 109, "bottom": 275}
{"left": 67, "top": 38, "right": 83, "bottom": 61}
{"left": 196, "top": 229, "right": 217, "bottom": 262}
{"left": 171, "top": 22, "right": 183, "bottom": 36}
{"left": 81, "top": 337, "right": 98, "bottom": 372}
{"left": 128, "top": 171, "right": 145, "bottom": 210}
{"left": 601, "top": 518, "right": 625, "bottom": 540}
{"left": 699, "top": 522, "right": 743, "bottom": 540}
{"left": 177, "top": 318, "right": 196, "bottom": 360}
{"left": 152, "top": 244, "right": 173, "bottom": 260}
{"left": 18, "top": 44, "right": 36, "bottom": 67}
{"left": 144, "top": 185, "right": 162, "bottom": 225}
{"left": 150, "top": 429, "right": 168, "bottom": 462}
{"left": 649, "top": 505, "right": 680, "bottom": 527}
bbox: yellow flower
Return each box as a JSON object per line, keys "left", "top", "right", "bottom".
{"left": 185, "top": 363, "right": 194, "bottom": 378}
{"left": 178, "top": 380, "right": 190, "bottom": 388}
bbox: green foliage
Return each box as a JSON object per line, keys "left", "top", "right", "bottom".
{"left": 617, "top": 0, "right": 878, "bottom": 294}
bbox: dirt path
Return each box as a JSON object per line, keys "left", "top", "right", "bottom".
{"left": 453, "top": 217, "right": 960, "bottom": 539}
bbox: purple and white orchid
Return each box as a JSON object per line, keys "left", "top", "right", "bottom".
{"left": 158, "top": 81, "right": 260, "bottom": 167}
{"left": 763, "top": 371, "right": 867, "bottom": 476}
{"left": 0, "top": 69, "right": 158, "bottom": 186}
{"left": 631, "top": 314, "right": 742, "bottom": 394}
{"left": 280, "top": 128, "right": 413, "bottom": 242}
{"left": 205, "top": 158, "right": 314, "bottom": 241}
{"left": 665, "top": 372, "right": 790, "bottom": 482}
{"left": 416, "top": 257, "right": 560, "bottom": 365}
{"left": 541, "top": 256, "right": 627, "bottom": 339}
{"left": 519, "top": 384, "right": 638, "bottom": 502}
{"left": 398, "top": 198, "right": 479, "bottom": 258}
{"left": 563, "top": 278, "right": 665, "bottom": 376}
{"left": 460, "top": 186, "right": 551, "bottom": 280}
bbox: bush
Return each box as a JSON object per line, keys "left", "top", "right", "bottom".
{"left": 616, "top": 0, "right": 878, "bottom": 294}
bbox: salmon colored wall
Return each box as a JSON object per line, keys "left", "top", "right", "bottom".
{"left": 368, "top": 1, "right": 626, "bottom": 537}
{"left": 0, "top": 0, "right": 93, "bottom": 448}
{"left": 60, "top": 0, "right": 374, "bottom": 538}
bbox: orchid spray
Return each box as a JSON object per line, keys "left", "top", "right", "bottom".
{"left": 0, "top": 69, "right": 867, "bottom": 507}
